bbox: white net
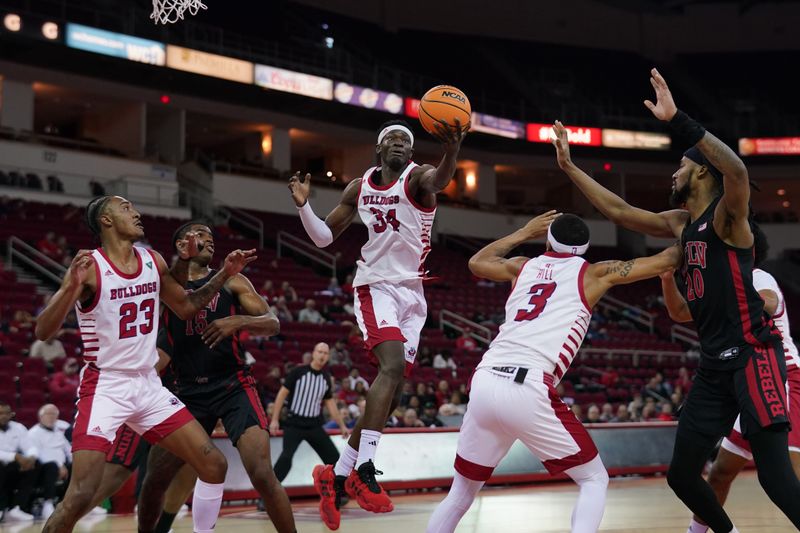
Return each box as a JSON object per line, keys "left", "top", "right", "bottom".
{"left": 150, "top": 0, "right": 207, "bottom": 24}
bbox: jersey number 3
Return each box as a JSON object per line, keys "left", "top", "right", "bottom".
{"left": 119, "top": 298, "right": 156, "bottom": 339}
{"left": 514, "top": 283, "right": 557, "bottom": 322}
{"left": 371, "top": 208, "right": 400, "bottom": 233}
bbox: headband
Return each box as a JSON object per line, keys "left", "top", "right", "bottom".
{"left": 378, "top": 125, "right": 414, "bottom": 147}
{"left": 547, "top": 225, "right": 589, "bottom": 256}
{"left": 684, "top": 147, "right": 723, "bottom": 183}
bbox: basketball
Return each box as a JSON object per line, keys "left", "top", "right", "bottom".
{"left": 418, "top": 85, "right": 471, "bottom": 136}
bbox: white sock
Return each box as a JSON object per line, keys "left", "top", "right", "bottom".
{"left": 426, "top": 472, "right": 484, "bottom": 533}
{"left": 728, "top": 527, "right": 739, "bottom": 533}
{"left": 687, "top": 518, "right": 709, "bottom": 533}
{"left": 334, "top": 444, "right": 358, "bottom": 477}
{"left": 192, "top": 479, "right": 224, "bottom": 533}
{"left": 564, "top": 455, "right": 609, "bottom": 533}
{"left": 355, "top": 430, "right": 382, "bottom": 469}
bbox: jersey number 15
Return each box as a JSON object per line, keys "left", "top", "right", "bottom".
{"left": 514, "top": 283, "right": 557, "bottom": 322}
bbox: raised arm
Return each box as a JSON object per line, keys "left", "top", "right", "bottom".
{"left": 170, "top": 231, "right": 202, "bottom": 288}
{"left": 552, "top": 121, "right": 687, "bottom": 239}
{"left": 155, "top": 249, "right": 256, "bottom": 321}
{"left": 468, "top": 211, "right": 559, "bottom": 282}
{"left": 201, "top": 274, "right": 280, "bottom": 348}
{"left": 289, "top": 173, "right": 360, "bottom": 247}
{"left": 659, "top": 270, "right": 693, "bottom": 323}
{"left": 583, "top": 244, "right": 682, "bottom": 307}
{"left": 35, "top": 250, "right": 95, "bottom": 340}
{"left": 412, "top": 119, "right": 467, "bottom": 194}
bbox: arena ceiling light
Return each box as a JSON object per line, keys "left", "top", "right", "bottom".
{"left": 3, "top": 13, "right": 21, "bottom": 32}
{"left": 41, "top": 21, "right": 59, "bottom": 40}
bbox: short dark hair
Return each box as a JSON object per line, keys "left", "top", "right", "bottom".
{"left": 85, "top": 196, "right": 112, "bottom": 235}
{"left": 171, "top": 221, "right": 212, "bottom": 252}
{"left": 549, "top": 214, "right": 590, "bottom": 246}
{"left": 0, "top": 399, "right": 11, "bottom": 409}
{"left": 752, "top": 222, "right": 769, "bottom": 268}
{"left": 376, "top": 119, "right": 413, "bottom": 140}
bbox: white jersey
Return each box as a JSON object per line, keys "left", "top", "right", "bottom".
{"left": 76, "top": 246, "right": 160, "bottom": 371}
{"left": 478, "top": 253, "right": 592, "bottom": 381}
{"left": 352, "top": 163, "right": 436, "bottom": 287}
{"left": 753, "top": 268, "right": 799, "bottom": 369}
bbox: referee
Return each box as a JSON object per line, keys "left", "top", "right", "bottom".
{"left": 270, "top": 342, "right": 350, "bottom": 481}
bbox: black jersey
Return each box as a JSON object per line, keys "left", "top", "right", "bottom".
{"left": 160, "top": 270, "right": 246, "bottom": 384}
{"left": 680, "top": 197, "right": 780, "bottom": 369}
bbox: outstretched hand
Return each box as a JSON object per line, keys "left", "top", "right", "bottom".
{"left": 175, "top": 231, "right": 201, "bottom": 260}
{"left": 432, "top": 118, "right": 468, "bottom": 153}
{"left": 643, "top": 68, "right": 678, "bottom": 122}
{"left": 288, "top": 172, "right": 312, "bottom": 207}
{"left": 223, "top": 249, "right": 257, "bottom": 277}
{"left": 551, "top": 120, "right": 572, "bottom": 169}
{"left": 519, "top": 210, "right": 560, "bottom": 240}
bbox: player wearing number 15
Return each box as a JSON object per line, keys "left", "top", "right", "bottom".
{"left": 427, "top": 212, "right": 681, "bottom": 533}
{"left": 289, "top": 118, "right": 466, "bottom": 530}
{"left": 34, "top": 196, "right": 256, "bottom": 533}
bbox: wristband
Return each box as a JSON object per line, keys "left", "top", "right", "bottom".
{"left": 668, "top": 110, "right": 706, "bottom": 146}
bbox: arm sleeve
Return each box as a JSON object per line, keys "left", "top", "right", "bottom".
{"left": 297, "top": 202, "right": 333, "bottom": 248}
{"left": 283, "top": 367, "right": 301, "bottom": 391}
{"left": 323, "top": 373, "right": 333, "bottom": 400}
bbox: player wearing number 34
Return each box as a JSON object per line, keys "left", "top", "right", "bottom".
{"left": 289, "top": 118, "right": 465, "bottom": 530}
{"left": 427, "top": 211, "right": 681, "bottom": 533}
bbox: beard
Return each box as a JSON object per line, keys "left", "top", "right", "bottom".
{"left": 669, "top": 180, "right": 691, "bottom": 208}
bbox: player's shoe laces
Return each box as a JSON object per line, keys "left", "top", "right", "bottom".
{"left": 344, "top": 460, "right": 394, "bottom": 513}
{"left": 313, "top": 464, "right": 347, "bottom": 530}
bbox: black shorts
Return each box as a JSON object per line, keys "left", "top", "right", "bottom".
{"left": 677, "top": 340, "right": 789, "bottom": 449}
{"left": 106, "top": 424, "right": 150, "bottom": 470}
{"left": 174, "top": 370, "right": 269, "bottom": 445}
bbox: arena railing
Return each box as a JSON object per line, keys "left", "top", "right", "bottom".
{"left": 596, "top": 295, "right": 654, "bottom": 333}
{"left": 6, "top": 236, "right": 66, "bottom": 286}
{"left": 438, "top": 309, "right": 493, "bottom": 345}
{"left": 276, "top": 230, "right": 337, "bottom": 277}
{"left": 670, "top": 323, "right": 699, "bottom": 347}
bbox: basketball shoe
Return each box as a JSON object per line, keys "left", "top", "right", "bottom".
{"left": 313, "top": 464, "right": 348, "bottom": 530}
{"left": 344, "top": 460, "right": 393, "bottom": 513}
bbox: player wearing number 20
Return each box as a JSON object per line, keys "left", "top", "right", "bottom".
{"left": 427, "top": 212, "right": 681, "bottom": 533}
{"left": 289, "top": 118, "right": 465, "bottom": 530}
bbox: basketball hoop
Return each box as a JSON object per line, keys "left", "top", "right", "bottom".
{"left": 150, "top": 0, "right": 207, "bottom": 24}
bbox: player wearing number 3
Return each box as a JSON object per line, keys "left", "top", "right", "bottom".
{"left": 427, "top": 211, "right": 681, "bottom": 533}
{"left": 289, "top": 118, "right": 466, "bottom": 530}
{"left": 35, "top": 196, "right": 256, "bottom": 533}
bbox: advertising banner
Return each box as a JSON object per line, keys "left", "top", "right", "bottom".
{"left": 166, "top": 45, "right": 253, "bottom": 84}
{"left": 739, "top": 137, "right": 800, "bottom": 156}
{"left": 527, "top": 122, "right": 602, "bottom": 146}
{"left": 333, "top": 82, "right": 403, "bottom": 114}
{"left": 254, "top": 65, "right": 333, "bottom": 100}
{"left": 65, "top": 23, "right": 165, "bottom": 66}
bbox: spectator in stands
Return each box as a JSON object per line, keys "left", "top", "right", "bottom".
{"left": 328, "top": 339, "right": 351, "bottom": 367}
{"left": 271, "top": 296, "right": 294, "bottom": 323}
{"left": 324, "top": 407, "right": 355, "bottom": 430}
{"left": 571, "top": 404, "right": 583, "bottom": 422}
{"left": 653, "top": 371, "right": 673, "bottom": 396}
{"left": 260, "top": 280, "right": 276, "bottom": 302}
{"left": 36, "top": 232, "right": 61, "bottom": 261}
{"left": 336, "top": 379, "right": 360, "bottom": 406}
{"left": 432, "top": 349, "right": 457, "bottom": 370}
{"left": 56, "top": 236, "right": 72, "bottom": 261}
{"left": 407, "top": 396, "right": 421, "bottom": 414}
{"left": 0, "top": 400, "right": 36, "bottom": 522}
{"left": 640, "top": 401, "right": 657, "bottom": 422}
{"left": 278, "top": 281, "right": 299, "bottom": 303}
{"left": 29, "top": 336, "right": 66, "bottom": 368}
{"left": 399, "top": 382, "right": 414, "bottom": 407}
{"left": 599, "top": 403, "right": 614, "bottom": 422}
{"left": 420, "top": 402, "right": 445, "bottom": 428}
{"left": 325, "top": 277, "right": 343, "bottom": 296}
{"left": 434, "top": 380, "right": 451, "bottom": 406}
{"left": 260, "top": 366, "right": 283, "bottom": 404}
{"left": 417, "top": 346, "right": 433, "bottom": 367}
{"left": 48, "top": 358, "right": 79, "bottom": 399}
{"left": 341, "top": 274, "right": 354, "bottom": 296}
{"left": 347, "top": 368, "right": 369, "bottom": 391}
{"left": 628, "top": 393, "right": 644, "bottom": 419}
{"left": 397, "top": 408, "right": 424, "bottom": 428}
{"left": 557, "top": 383, "right": 575, "bottom": 406}
{"left": 455, "top": 328, "right": 479, "bottom": 351}
{"left": 657, "top": 402, "right": 674, "bottom": 421}
{"left": 9, "top": 310, "right": 34, "bottom": 334}
{"left": 611, "top": 404, "right": 631, "bottom": 422}
{"left": 25, "top": 404, "right": 71, "bottom": 520}
{"left": 353, "top": 381, "right": 368, "bottom": 400}
{"left": 439, "top": 392, "right": 467, "bottom": 416}
{"left": 670, "top": 389, "right": 684, "bottom": 410}
{"left": 642, "top": 377, "right": 668, "bottom": 402}
{"left": 346, "top": 323, "right": 363, "bottom": 348}
{"left": 600, "top": 366, "right": 619, "bottom": 388}
{"left": 416, "top": 382, "right": 436, "bottom": 407}
{"left": 675, "top": 366, "right": 692, "bottom": 392}
{"left": 585, "top": 404, "right": 601, "bottom": 424}
{"left": 298, "top": 299, "right": 325, "bottom": 324}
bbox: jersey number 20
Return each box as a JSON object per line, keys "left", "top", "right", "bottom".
{"left": 119, "top": 298, "right": 156, "bottom": 339}
{"left": 514, "top": 283, "right": 557, "bottom": 322}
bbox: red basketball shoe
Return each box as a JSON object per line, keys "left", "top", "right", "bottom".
{"left": 312, "top": 464, "right": 348, "bottom": 530}
{"left": 344, "top": 460, "right": 394, "bottom": 513}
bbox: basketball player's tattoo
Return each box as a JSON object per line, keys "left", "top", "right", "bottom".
{"left": 170, "top": 257, "right": 190, "bottom": 287}
{"left": 187, "top": 273, "right": 229, "bottom": 310}
{"left": 696, "top": 131, "right": 747, "bottom": 180}
{"left": 605, "top": 259, "right": 635, "bottom": 278}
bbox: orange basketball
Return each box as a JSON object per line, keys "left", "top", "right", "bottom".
{"left": 418, "top": 85, "right": 471, "bottom": 136}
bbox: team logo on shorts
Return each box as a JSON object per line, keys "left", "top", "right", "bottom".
{"left": 408, "top": 348, "right": 416, "bottom": 357}
{"left": 169, "top": 397, "right": 180, "bottom": 406}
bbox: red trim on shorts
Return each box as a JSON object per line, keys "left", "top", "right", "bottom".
{"left": 541, "top": 382, "right": 598, "bottom": 474}
{"left": 72, "top": 364, "right": 112, "bottom": 453}
{"left": 79, "top": 259, "right": 103, "bottom": 313}
{"left": 727, "top": 250, "right": 760, "bottom": 345}
{"left": 745, "top": 350, "right": 772, "bottom": 427}
{"left": 231, "top": 305, "right": 243, "bottom": 365}
{"left": 788, "top": 367, "right": 800, "bottom": 449}
{"left": 766, "top": 344, "right": 788, "bottom": 415}
{"left": 356, "top": 285, "right": 407, "bottom": 350}
{"left": 454, "top": 454, "right": 495, "bottom": 482}
{"left": 577, "top": 261, "right": 592, "bottom": 312}
{"left": 727, "top": 428, "right": 751, "bottom": 453}
{"left": 402, "top": 164, "right": 436, "bottom": 213}
{"left": 141, "top": 407, "right": 194, "bottom": 444}
{"left": 238, "top": 371, "right": 269, "bottom": 429}
{"left": 98, "top": 247, "right": 143, "bottom": 280}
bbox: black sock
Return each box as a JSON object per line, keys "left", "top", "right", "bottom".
{"left": 154, "top": 511, "right": 177, "bottom": 533}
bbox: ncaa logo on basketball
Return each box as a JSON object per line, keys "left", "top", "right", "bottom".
{"left": 441, "top": 90, "right": 466, "bottom": 104}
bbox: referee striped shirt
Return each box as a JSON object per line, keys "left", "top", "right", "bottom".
{"left": 283, "top": 365, "right": 333, "bottom": 427}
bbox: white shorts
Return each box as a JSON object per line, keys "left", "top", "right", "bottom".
{"left": 722, "top": 364, "right": 800, "bottom": 461}
{"left": 72, "top": 364, "right": 193, "bottom": 453}
{"left": 353, "top": 279, "right": 426, "bottom": 378}
{"left": 455, "top": 367, "right": 598, "bottom": 480}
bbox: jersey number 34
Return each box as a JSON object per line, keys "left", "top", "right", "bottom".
{"left": 514, "top": 283, "right": 557, "bottom": 322}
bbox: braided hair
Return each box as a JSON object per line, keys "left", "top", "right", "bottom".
{"left": 85, "top": 196, "right": 112, "bottom": 236}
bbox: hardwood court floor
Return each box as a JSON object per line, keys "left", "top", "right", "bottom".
{"left": 0, "top": 471, "right": 792, "bottom": 532}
